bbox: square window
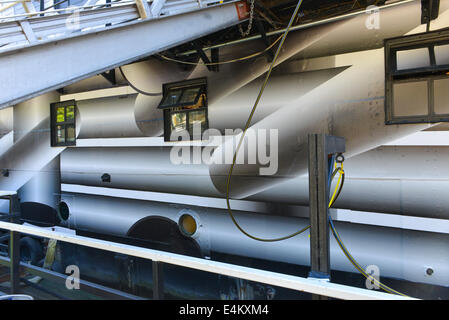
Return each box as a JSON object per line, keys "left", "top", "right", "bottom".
{"left": 385, "top": 29, "right": 449, "bottom": 124}
{"left": 159, "top": 78, "right": 208, "bottom": 141}
{"left": 51, "top": 100, "right": 76, "bottom": 147}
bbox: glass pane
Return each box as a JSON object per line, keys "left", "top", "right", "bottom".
{"left": 66, "top": 125, "right": 76, "bottom": 143}
{"left": 434, "top": 78, "right": 449, "bottom": 115}
{"left": 56, "top": 107, "right": 65, "bottom": 123}
{"left": 161, "top": 89, "right": 183, "bottom": 107}
{"left": 170, "top": 112, "right": 187, "bottom": 132}
{"left": 393, "top": 81, "right": 428, "bottom": 116}
{"left": 56, "top": 125, "right": 65, "bottom": 144}
{"left": 435, "top": 44, "right": 449, "bottom": 66}
{"left": 66, "top": 106, "right": 75, "bottom": 121}
{"left": 396, "top": 48, "right": 430, "bottom": 71}
{"left": 189, "top": 109, "right": 206, "bottom": 138}
{"left": 179, "top": 87, "right": 201, "bottom": 105}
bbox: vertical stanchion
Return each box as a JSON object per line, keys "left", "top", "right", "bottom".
{"left": 105, "top": 0, "right": 112, "bottom": 26}
{"left": 152, "top": 261, "right": 164, "bottom": 300}
{"left": 40, "top": 0, "right": 45, "bottom": 16}
{"left": 8, "top": 194, "right": 20, "bottom": 294}
{"left": 308, "top": 134, "right": 345, "bottom": 300}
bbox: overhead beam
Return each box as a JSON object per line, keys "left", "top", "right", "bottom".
{"left": 0, "top": 2, "right": 241, "bottom": 109}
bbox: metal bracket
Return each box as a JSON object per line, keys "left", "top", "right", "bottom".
{"left": 192, "top": 41, "right": 218, "bottom": 72}
{"left": 101, "top": 70, "right": 116, "bottom": 85}
{"left": 421, "top": 0, "right": 440, "bottom": 27}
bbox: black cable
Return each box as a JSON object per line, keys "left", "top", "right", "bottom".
{"left": 118, "top": 67, "right": 162, "bottom": 96}
{"left": 225, "top": 0, "right": 305, "bottom": 242}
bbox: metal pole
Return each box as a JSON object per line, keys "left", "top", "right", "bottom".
{"left": 8, "top": 195, "right": 20, "bottom": 294}
{"left": 105, "top": 0, "right": 111, "bottom": 26}
{"left": 152, "top": 261, "right": 164, "bottom": 300}
{"left": 308, "top": 134, "right": 330, "bottom": 275}
{"left": 308, "top": 134, "right": 345, "bottom": 300}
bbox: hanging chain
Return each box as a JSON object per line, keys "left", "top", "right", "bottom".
{"left": 238, "top": 0, "right": 255, "bottom": 37}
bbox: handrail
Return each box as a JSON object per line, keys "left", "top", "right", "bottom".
{"left": 0, "top": 0, "right": 237, "bottom": 53}
{"left": 0, "top": 0, "right": 137, "bottom": 20}
{"left": 0, "top": 0, "right": 34, "bottom": 14}
{"left": 0, "top": 220, "right": 414, "bottom": 300}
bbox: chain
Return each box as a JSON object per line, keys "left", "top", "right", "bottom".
{"left": 238, "top": 0, "right": 255, "bottom": 37}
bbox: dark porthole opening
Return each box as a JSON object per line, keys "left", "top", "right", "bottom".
{"left": 58, "top": 201, "right": 70, "bottom": 221}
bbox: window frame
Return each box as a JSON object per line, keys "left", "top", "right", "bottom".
{"left": 385, "top": 27, "right": 449, "bottom": 124}
{"left": 50, "top": 100, "right": 77, "bottom": 147}
{"left": 159, "top": 78, "right": 209, "bottom": 142}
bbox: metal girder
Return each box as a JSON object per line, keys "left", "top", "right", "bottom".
{"left": 0, "top": 1, "right": 242, "bottom": 109}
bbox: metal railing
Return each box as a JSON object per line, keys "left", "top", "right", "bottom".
{"left": 0, "top": 0, "right": 238, "bottom": 52}
{"left": 0, "top": 218, "right": 414, "bottom": 300}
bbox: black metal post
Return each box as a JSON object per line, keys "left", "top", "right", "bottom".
{"left": 40, "top": 0, "right": 45, "bottom": 16}
{"left": 106, "top": 0, "right": 112, "bottom": 27}
{"left": 8, "top": 194, "right": 20, "bottom": 294}
{"left": 152, "top": 261, "right": 164, "bottom": 300}
{"left": 308, "top": 134, "right": 345, "bottom": 299}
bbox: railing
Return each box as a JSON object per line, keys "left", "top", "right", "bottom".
{"left": 0, "top": 209, "right": 414, "bottom": 300}
{"left": 0, "top": 0, "right": 238, "bottom": 52}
